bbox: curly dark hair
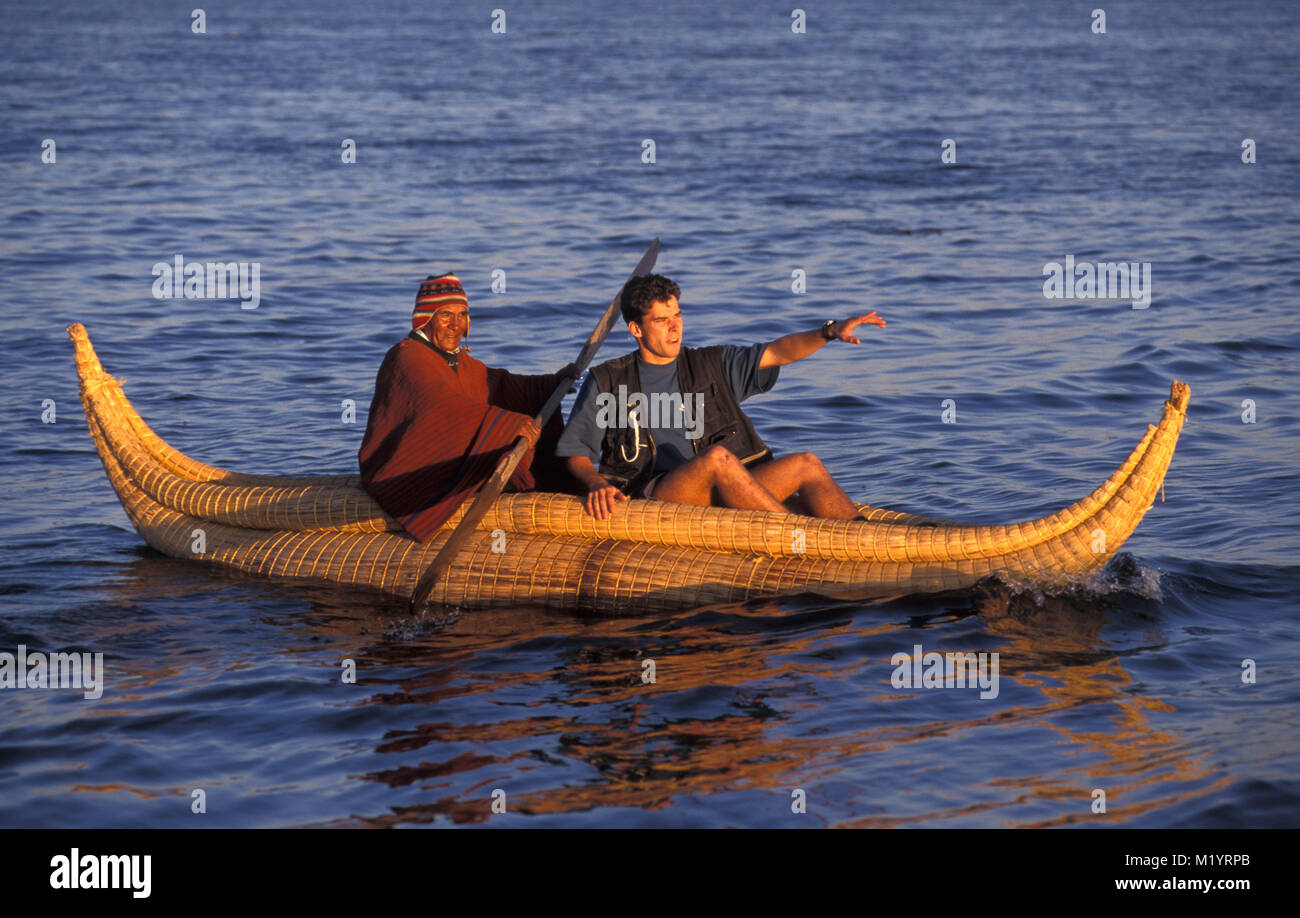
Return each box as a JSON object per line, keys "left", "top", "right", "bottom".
{"left": 619, "top": 274, "right": 681, "bottom": 325}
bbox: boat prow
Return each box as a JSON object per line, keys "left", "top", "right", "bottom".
{"left": 69, "top": 323, "right": 1189, "bottom": 614}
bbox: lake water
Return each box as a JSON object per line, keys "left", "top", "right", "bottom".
{"left": 1, "top": 0, "right": 1298, "bottom": 828}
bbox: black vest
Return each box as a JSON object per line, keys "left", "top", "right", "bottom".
{"left": 588, "top": 346, "right": 772, "bottom": 494}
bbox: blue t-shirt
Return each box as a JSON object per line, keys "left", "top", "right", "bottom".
{"left": 557, "top": 342, "right": 779, "bottom": 477}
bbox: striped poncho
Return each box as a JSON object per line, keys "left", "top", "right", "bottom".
{"left": 358, "top": 334, "right": 565, "bottom": 541}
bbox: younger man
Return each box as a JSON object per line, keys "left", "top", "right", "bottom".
{"left": 557, "top": 274, "right": 885, "bottom": 520}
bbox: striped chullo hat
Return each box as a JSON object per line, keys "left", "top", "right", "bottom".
{"left": 412, "top": 272, "right": 468, "bottom": 329}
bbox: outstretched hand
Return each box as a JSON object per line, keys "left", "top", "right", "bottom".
{"left": 831, "top": 312, "right": 886, "bottom": 344}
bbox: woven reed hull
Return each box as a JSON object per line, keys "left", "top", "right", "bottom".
{"left": 69, "top": 323, "right": 1189, "bottom": 614}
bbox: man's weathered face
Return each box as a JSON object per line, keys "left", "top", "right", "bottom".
{"left": 428, "top": 304, "right": 469, "bottom": 351}
{"left": 631, "top": 296, "right": 682, "bottom": 364}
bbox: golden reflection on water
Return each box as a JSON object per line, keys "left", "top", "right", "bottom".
{"left": 345, "top": 588, "right": 1218, "bottom": 826}
{"left": 92, "top": 558, "right": 1223, "bottom": 826}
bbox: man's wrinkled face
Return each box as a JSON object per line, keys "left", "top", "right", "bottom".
{"left": 428, "top": 304, "right": 469, "bottom": 351}
{"left": 630, "top": 297, "right": 682, "bottom": 364}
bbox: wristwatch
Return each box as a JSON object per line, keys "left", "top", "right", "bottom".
{"left": 820, "top": 319, "right": 837, "bottom": 340}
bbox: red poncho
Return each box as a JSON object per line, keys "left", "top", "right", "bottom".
{"left": 358, "top": 336, "right": 564, "bottom": 541}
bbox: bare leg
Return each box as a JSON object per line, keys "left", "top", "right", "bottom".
{"left": 653, "top": 445, "right": 787, "bottom": 512}
{"left": 751, "top": 452, "right": 859, "bottom": 520}
{"left": 782, "top": 495, "right": 811, "bottom": 515}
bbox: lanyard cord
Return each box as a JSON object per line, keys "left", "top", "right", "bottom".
{"left": 619, "top": 407, "right": 645, "bottom": 462}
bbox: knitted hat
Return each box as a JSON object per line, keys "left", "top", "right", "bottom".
{"left": 413, "top": 273, "right": 468, "bottom": 329}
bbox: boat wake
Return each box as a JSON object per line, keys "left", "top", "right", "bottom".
{"left": 972, "top": 552, "right": 1164, "bottom": 620}
{"left": 382, "top": 608, "right": 464, "bottom": 641}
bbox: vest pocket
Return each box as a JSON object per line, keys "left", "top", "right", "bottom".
{"left": 699, "top": 381, "right": 740, "bottom": 451}
{"left": 704, "top": 426, "right": 739, "bottom": 447}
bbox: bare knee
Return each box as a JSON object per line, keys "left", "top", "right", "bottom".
{"left": 798, "top": 452, "right": 825, "bottom": 474}
{"left": 705, "top": 446, "right": 752, "bottom": 484}
{"left": 703, "top": 444, "right": 735, "bottom": 470}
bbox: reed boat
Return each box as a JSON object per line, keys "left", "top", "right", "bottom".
{"left": 70, "top": 323, "right": 1189, "bottom": 614}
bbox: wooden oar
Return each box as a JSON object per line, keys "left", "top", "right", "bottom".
{"left": 409, "top": 238, "right": 661, "bottom": 613}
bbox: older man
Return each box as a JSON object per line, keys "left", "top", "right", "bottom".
{"left": 557, "top": 273, "right": 885, "bottom": 520}
{"left": 359, "top": 272, "right": 571, "bottom": 540}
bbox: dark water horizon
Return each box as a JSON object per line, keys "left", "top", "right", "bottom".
{"left": 1, "top": 0, "right": 1298, "bottom": 828}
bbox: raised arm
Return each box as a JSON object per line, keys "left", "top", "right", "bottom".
{"left": 758, "top": 312, "right": 886, "bottom": 370}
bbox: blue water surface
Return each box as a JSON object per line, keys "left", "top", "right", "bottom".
{"left": 1, "top": 0, "right": 1298, "bottom": 828}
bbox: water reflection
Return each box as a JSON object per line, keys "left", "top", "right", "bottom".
{"left": 223, "top": 561, "right": 1221, "bottom": 828}
{"left": 61, "top": 550, "right": 1223, "bottom": 827}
